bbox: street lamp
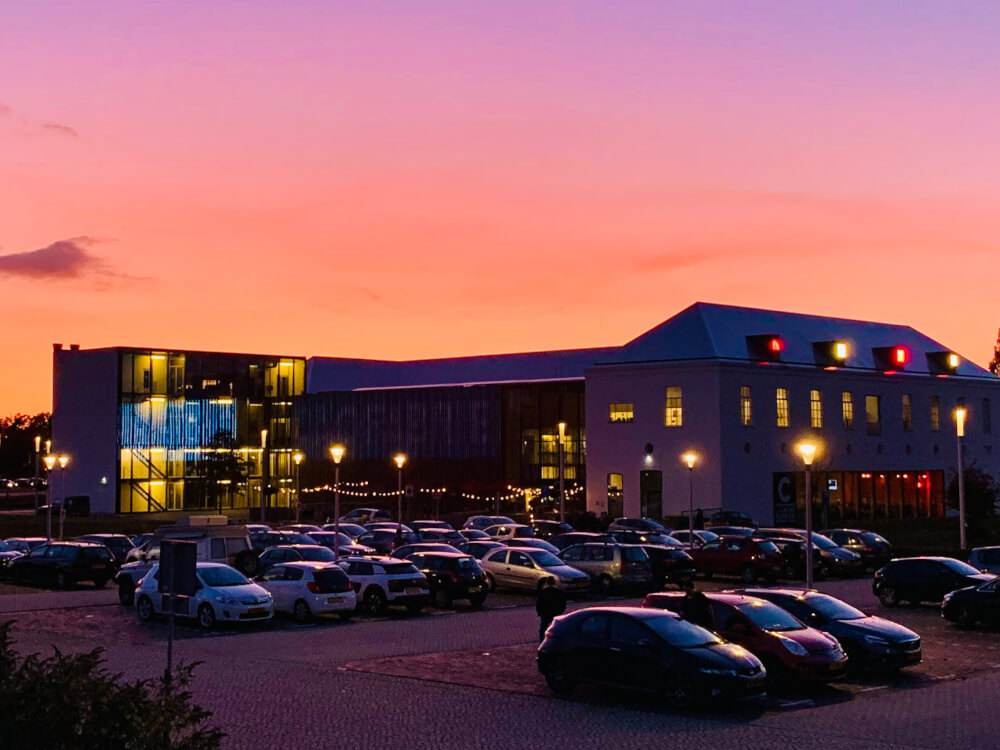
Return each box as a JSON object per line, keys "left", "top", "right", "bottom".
{"left": 293, "top": 451, "right": 304, "bottom": 523}
{"left": 33, "top": 436, "right": 41, "bottom": 513}
{"left": 681, "top": 451, "right": 697, "bottom": 550}
{"left": 43, "top": 454, "right": 56, "bottom": 540}
{"left": 330, "top": 445, "right": 345, "bottom": 559}
{"left": 394, "top": 453, "right": 407, "bottom": 533}
{"left": 955, "top": 407, "right": 967, "bottom": 552}
{"left": 260, "top": 429, "right": 268, "bottom": 523}
{"left": 557, "top": 422, "right": 566, "bottom": 523}
{"left": 57, "top": 454, "right": 69, "bottom": 540}
{"left": 797, "top": 441, "right": 818, "bottom": 589}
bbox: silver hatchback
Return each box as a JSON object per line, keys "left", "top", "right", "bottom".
{"left": 558, "top": 543, "right": 654, "bottom": 594}
{"left": 480, "top": 547, "right": 590, "bottom": 594}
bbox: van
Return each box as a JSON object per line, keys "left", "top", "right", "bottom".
{"left": 114, "top": 515, "right": 256, "bottom": 604}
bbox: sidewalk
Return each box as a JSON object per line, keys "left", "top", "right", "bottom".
{"left": 0, "top": 587, "right": 118, "bottom": 613}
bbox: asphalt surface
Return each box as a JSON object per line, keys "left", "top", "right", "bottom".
{"left": 5, "top": 577, "right": 1000, "bottom": 749}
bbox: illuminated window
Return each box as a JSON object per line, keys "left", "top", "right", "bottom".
{"left": 930, "top": 396, "right": 940, "bottom": 431}
{"left": 842, "top": 391, "right": 854, "bottom": 429}
{"left": 664, "top": 387, "right": 683, "bottom": 427}
{"left": 902, "top": 394, "right": 913, "bottom": 431}
{"left": 866, "top": 395, "right": 881, "bottom": 436}
{"left": 541, "top": 466, "right": 558, "bottom": 480}
{"left": 607, "top": 473, "right": 623, "bottom": 505}
{"left": 776, "top": 388, "right": 789, "bottom": 428}
{"left": 609, "top": 403, "right": 634, "bottom": 423}
{"left": 740, "top": 385, "right": 753, "bottom": 427}
{"left": 810, "top": 389, "right": 823, "bottom": 428}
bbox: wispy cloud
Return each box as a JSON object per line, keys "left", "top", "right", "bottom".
{"left": 0, "top": 237, "right": 146, "bottom": 287}
{"left": 0, "top": 102, "right": 11, "bottom": 117}
{"left": 41, "top": 122, "right": 78, "bottom": 137}
{"left": 0, "top": 102, "right": 79, "bottom": 137}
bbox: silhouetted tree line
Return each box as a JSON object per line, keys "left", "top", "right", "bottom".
{"left": 0, "top": 412, "right": 51, "bottom": 479}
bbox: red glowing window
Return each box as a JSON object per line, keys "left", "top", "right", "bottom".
{"left": 769, "top": 338, "right": 783, "bottom": 353}
{"left": 894, "top": 347, "right": 908, "bottom": 365}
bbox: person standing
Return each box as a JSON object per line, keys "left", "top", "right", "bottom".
{"left": 536, "top": 586, "right": 567, "bottom": 641}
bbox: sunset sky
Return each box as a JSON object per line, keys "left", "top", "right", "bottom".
{"left": 2, "top": 1, "right": 1000, "bottom": 414}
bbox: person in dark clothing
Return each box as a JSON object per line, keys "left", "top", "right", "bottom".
{"left": 694, "top": 508, "right": 705, "bottom": 530}
{"left": 680, "top": 589, "right": 711, "bottom": 629}
{"left": 536, "top": 586, "right": 568, "bottom": 641}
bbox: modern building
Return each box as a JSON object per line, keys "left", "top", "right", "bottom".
{"left": 50, "top": 303, "right": 1000, "bottom": 522}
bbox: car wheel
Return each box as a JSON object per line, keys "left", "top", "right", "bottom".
{"left": 434, "top": 589, "right": 453, "bottom": 609}
{"left": 364, "top": 588, "right": 388, "bottom": 616}
{"left": 956, "top": 606, "right": 976, "bottom": 629}
{"left": 484, "top": 572, "right": 496, "bottom": 592}
{"left": 136, "top": 595, "right": 155, "bottom": 622}
{"left": 739, "top": 566, "right": 757, "bottom": 585}
{"left": 664, "top": 674, "right": 698, "bottom": 710}
{"left": 597, "top": 574, "right": 614, "bottom": 595}
{"left": 118, "top": 579, "right": 135, "bottom": 606}
{"left": 543, "top": 657, "right": 575, "bottom": 695}
{"left": 197, "top": 603, "right": 217, "bottom": 630}
{"left": 877, "top": 586, "right": 899, "bottom": 607}
{"left": 292, "top": 599, "right": 312, "bottom": 624}
{"left": 54, "top": 570, "right": 68, "bottom": 590}
{"left": 469, "top": 593, "right": 487, "bottom": 609}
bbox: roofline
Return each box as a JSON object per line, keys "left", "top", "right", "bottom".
{"left": 348, "top": 376, "right": 585, "bottom": 392}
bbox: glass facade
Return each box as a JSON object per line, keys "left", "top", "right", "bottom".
{"left": 790, "top": 469, "right": 945, "bottom": 525}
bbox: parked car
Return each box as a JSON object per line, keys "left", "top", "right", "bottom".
{"left": 355, "top": 529, "right": 421, "bottom": 555}
{"left": 255, "top": 562, "right": 356, "bottom": 622}
{"left": 462, "top": 515, "right": 515, "bottom": 531}
{"left": 670, "top": 530, "right": 719, "bottom": 548}
{"left": 413, "top": 528, "right": 465, "bottom": 545}
{"left": 245, "top": 524, "right": 272, "bottom": 535}
{"left": 250, "top": 531, "right": 315, "bottom": 552}
{"left": 0, "top": 540, "right": 25, "bottom": 577}
{"left": 873, "top": 557, "right": 995, "bottom": 607}
{"left": 407, "top": 551, "right": 488, "bottom": 608}
{"left": 754, "top": 529, "right": 863, "bottom": 578}
{"left": 484, "top": 523, "right": 535, "bottom": 541}
{"left": 392, "top": 542, "right": 460, "bottom": 559}
{"left": 339, "top": 508, "right": 392, "bottom": 524}
{"left": 735, "top": 588, "right": 922, "bottom": 671}
{"left": 9, "top": 541, "right": 117, "bottom": 589}
{"left": 75, "top": 534, "right": 135, "bottom": 565}
{"left": 135, "top": 562, "right": 273, "bottom": 629}
{"left": 704, "top": 526, "right": 755, "bottom": 537}
{"left": 635, "top": 544, "right": 696, "bottom": 590}
{"left": 967, "top": 546, "right": 1000, "bottom": 575}
{"left": 480, "top": 547, "right": 590, "bottom": 594}
{"left": 608, "top": 517, "right": 671, "bottom": 534}
{"left": 559, "top": 543, "right": 654, "bottom": 594}
{"left": 257, "top": 545, "right": 338, "bottom": 573}
{"left": 643, "top": 591, "right": 847, "bottom": 682}
{"left": 549, "top": 531, "right": 615, "bottom": 551}
{"left": 458, "top": 529, "right": 492, "bottom": 541}
{"left": 321, "top": 522, "right": 367, "bottom": 539}
{"left": 454, "top": 540, "right": 506, "bottom": 560}
{"left": 336, "top": 556, "right": 429, "bottom": 615}
{"left": 942, "top": 576, "right": 1000, "bottom": 627}
{"left": 3, "top": 537, "right": 47, "bottom": 555}
{"left": 537, "top": 606, "right": 767, "bottom": 707}
{"left": 277, "top": 524, "right": 322, "bottom": 534}
{"left": 687, "top": 537, "right": 783, "bottom": 584}
{"left": 36, "top": 495, "right": 90, "bottom": 517}
{"left": 765, "top": 536, "right": 821, "bottom": 581}
{"left": 611, "top": 530, "right": 683, "bottom": 548}
{"left": 303, "top": 531, "right": 375, "bottom": 557}
{"left": 499, "top": 537, "right": 560, "bottom": 554}
{"left": 822, "top": 529, "right": 893, "bottom": 571}
{"left": 364, "top": 522, "right": 413, "bottom": 533}
{"left": 531, "top": 520, "right": 574, "bottom": 540}
{"left": 705, "top": 511, "right": 758, "bottom": 529}
{"left": 409, "top": 520, "right": 454, "bottom": 532}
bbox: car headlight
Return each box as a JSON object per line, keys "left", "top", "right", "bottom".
{"left": 863, "top": 635, "right": 889, "bottom": 646}
{"left": 780, "top": 638, "right": 809, "bottom": 656}
{"left": 698, "top": 667, "right": 737, "bottom": 677}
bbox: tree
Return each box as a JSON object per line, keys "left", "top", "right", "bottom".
{"left": 0, "top": 412, "right": 51, "bottom": 479}
{"left": 990, "top": 328, "right": 1000, "bottom": 375}
{"left": 946, "top": 462, "right": 1000, "bottom": 520}
{"left": 0, "top": 621, "right": 224, "bottom": 749}
{"left": 197, "top": 430, "right": 250, "bottom": 511}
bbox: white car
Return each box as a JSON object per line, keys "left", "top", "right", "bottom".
{"left": 484, "top": 523, "right": 535, "bottom": 541}
{"left": 256, "top": 562, "right": 357, "bottom": 622}
{"left": 337, "top": 556, "right": 429, "bottom": 615}
{"left": 134, "top": 562, "right": 273, "bottom": 629}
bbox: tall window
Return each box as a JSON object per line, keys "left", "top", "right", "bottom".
{"left": 866, "top": 395, "right": 881, "bottom": 436}
{"left": 985, "top": 398, "right": 993, "bottom": 435}
{"left": 740, "top": 385, "right": 753, "bottom": 427}
{"left": 776, "top": 388, "right": 789, "bottom": 428}
{"left": 902, "top": 394, "right": 913, "bottom": 431}
{"left": 664, "top": 387, "right": 683, "bottom": 427}
{"left": 842, "top": 391, "right": 854, "bottom": 429}
{"left": 810, "top": 389, "right": 823, "bottom": 428}
{"left": 930, "top": 395, "right": 940, "bottom": 431}
{"left": 608, "top": 403, "right": 634, "bottom": 423}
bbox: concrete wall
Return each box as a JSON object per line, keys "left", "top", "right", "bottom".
{"left": 52, "top": 347, "right": 119, "bottom": 514}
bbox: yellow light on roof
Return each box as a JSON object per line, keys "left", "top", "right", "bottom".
{"left": 834, "top": 342, "right": 848, "bottom": 359}
{"left": 948, "top": 353, "right": 960, "bottom": 368}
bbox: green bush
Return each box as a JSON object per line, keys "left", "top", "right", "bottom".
{"left": 0, "top": 621, "right": 223, "bottom": 749}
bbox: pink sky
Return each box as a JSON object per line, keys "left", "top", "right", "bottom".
{"left": 2, "top": 1, "right": 999, "bottom": 414}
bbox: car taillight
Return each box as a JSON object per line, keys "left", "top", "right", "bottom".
{"left": 136, "top": 578, "right": 144, "bottom": 588}
{"left": 307, "top": 581, "right": 321, "bottom": 594}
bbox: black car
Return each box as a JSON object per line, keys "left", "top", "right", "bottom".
{"left": 356, "top": 529, "right": 421, "bottom": 555}
{"left": 765, "top": 536, "right": 820, "bottom": 581}
{"left": 458, "top": 529, "right": 492, "bottom": 541}
{"left": 9, "top": 541, "right": 117, "bottom": 589}
{"left": 392, "top": 542, "right": 461, "bottom": 560}
{"left": 636, "top": 544, "right": 696, "bottom": 590}
{"left": 611, "top": 530, "right": 683, "bottom": 548}
{"left": 537, "top": 606, "right": 766, "bottom": 708}
{"left": 942, "top": 576, "right": 1000, "bottom": 628}
{"left": 736, "top": 588, "right": 922, "bottom": 671}
{"left": 549, "top": 532, "right": 615, "bottom": 551}
{"left": 454, "top": 540, "right": 506, "bottom": 560}
{"left": 413, "top": 529, "right": 465, "bottom": 545}
{"left": 257, "top": 545, "right": 337, "bottom": 573}
{"left": 822, "top": 529, "right": 893, "bottom": 571}
{"left": 407, "top": 551, "right": 488, "bottom": 608}
{"left": 608, "top": 517, "right": 671, "bottom": 534}
{"left": 75, "top": 534, "right": 136, "bottom": 565}
{"left": 755, "top": 528, "right": 863, "bottom": 577}
{"left": 706, "top": 511, "right": 758, "bottom": 529}
{"left": 532, "top": 520, "right": 575, "bottom": 540}
{"left": 873, "top": 557, "right": 995, "bottom": 606}
{"left": 250, "top": 531, "right": 315, "bottom": 552}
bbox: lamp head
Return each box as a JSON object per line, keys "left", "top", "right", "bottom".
{"left": 293, "top": 451, "right": 304, "bottom": 466}
{"left": 58, "top": 454, "right": 69, "bottom": 469}
{"left": 681, "top": 451, "right": 697, "bottom": 469}
{"left": 394, "top": 453, "right": 407, "bottom": 470}
{"left": 797, "top": 442, "right": 817, "bottom": 466}
{"left": 330, "top": 445, "right": 345, "bottom": 464}
{"left": 43, "top": 455, "right": 57, "bottom": 471}
{"left": 955, "top": 407, "right": 967, "bottom": 437}
{"left": 34, "top": 436, "right": 41, "bottom": 451}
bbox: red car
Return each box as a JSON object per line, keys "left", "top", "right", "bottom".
{"left": 687, "top": 536, "right": 783, "bottom": 584}
{"left": 643, "top": 591, "right": 847, "bottom": 682}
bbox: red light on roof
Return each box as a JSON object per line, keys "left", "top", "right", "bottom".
{"left": 894, "top": 347, "right": 908, "bottom": 365}
{"left": 769, "top": 338, "right": 783, "bottom": 353}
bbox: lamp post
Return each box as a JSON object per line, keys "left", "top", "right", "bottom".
{"left": 557, "top": 422, "right": 566, "bottom": 523}
{"left": 330, "top": 445, "right": 345, "bottom": 559}
{"left": 394, "top": 454, "right": 407, "bottom": 533}
{"left": 682, "top": 452, "right": 697, "bottom": 550}
{"left": 33, "top": 436, "right": 41, "bottom": 513}
{"left": 797, "top": 442, "right": 817, "bottom": 590}
{"left": 259, "top": 429, "right": 268, "bottom": 523}
{"left": 43, "top": 454, "right": 56, "bottom": 540}
{"left": 293, "top": 451, "right": 304, "bottom": 523}
{"left": 956, "top": 408, "right": 967, "bottom": 552}
{"left": 57, "top": 454, "right": 69, "bottom": 540}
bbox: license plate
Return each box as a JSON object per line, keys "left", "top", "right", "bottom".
{"left": 468, "top": 586, "right": 482, "bottom": 593}
{"left": 405, "top": 587, "right": 421, "bottom": 595}
{"left": 248, "top": 608, "right": 268, "bottom": 616}
{"left": 327, "top": 596, "right": 343, "bottom": 604}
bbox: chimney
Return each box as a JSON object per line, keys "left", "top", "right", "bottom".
{"left": 69, "top": 344, "right": 80, "bottom": 351}
{"left": 53, "top": 343, "right": 63, "bottom": 352}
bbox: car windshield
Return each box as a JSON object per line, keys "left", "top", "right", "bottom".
{"left": 644, "top": 519, "right": 667, "bottom": 531}
{"left": 861, "top": 532, "right": 889, "bottom": 545}
{"left": 641, "top": 614, "right": 723, "bottom": 648}
{"left": 737, "top": 601, "right": 804, "bottom": 632}
{"left": 456, "top": 557, "right": 478, "bottom": 570}
{"left": 299, "top": 547, "right": 336, "bottom": 562}
{"left": 805, "top": 594, "right": 866, "bottom": 621}
{"left": 940, "top": 558, "right": 983, "bottom": 576}
{"left": 624, "top": 547, "right": 648, "bottom": 562}
{"left": 808, "top": 534, "right": 837, "bottom": 549}
{"left": 199, "top": 567, "right": 250, "bottom": 587}
{"left": 756, "top": 541, "right": 779, "bottom": 554}
{"left": 527, "top": 551, "right": 565, "bottom": 568}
